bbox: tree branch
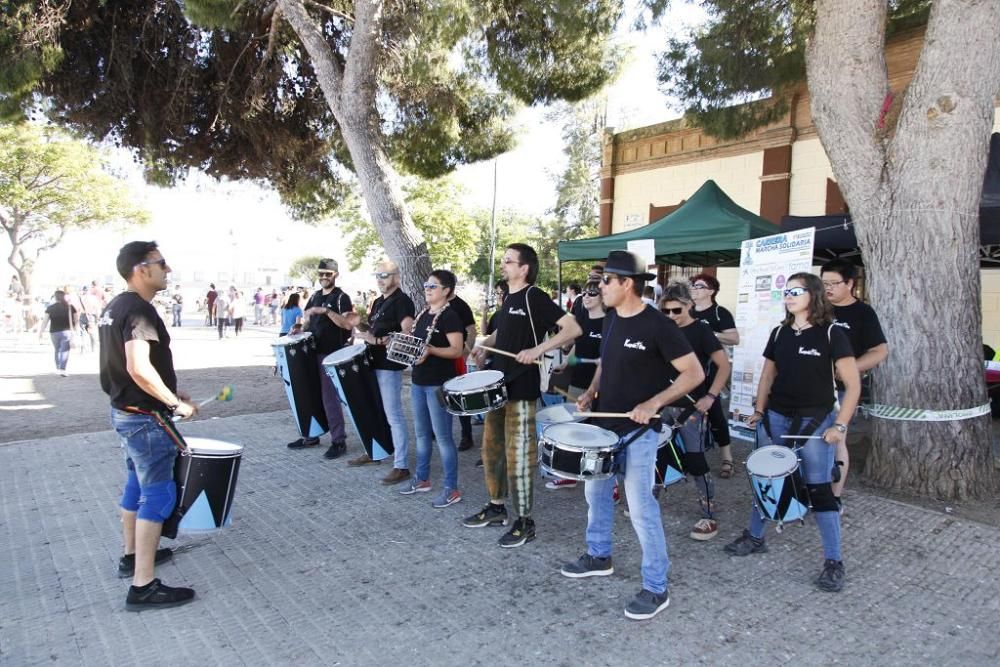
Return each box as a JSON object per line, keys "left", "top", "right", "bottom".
{"left": 277, "top": 0, "right": 346, "bottom": 118}
{"left": 304, "top": 0, "right": 354, "bottom": 24}
{"left": 805, "top": 0, "right": 890, "bottom": 212}
{"left": 342, "top": 0, "right": 382, "bottom": 112}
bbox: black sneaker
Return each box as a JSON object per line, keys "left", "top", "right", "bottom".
{"left": 118, "top": 547, "right": 174, "bottom": 578}
{"left": 125, "top": 578, "right": 195, "bottom": 611}
{"left": 287, "top": 437, "right": 319, "bottom": 449}
{"left": 458, "top": 435, "right": 474, "bottom": 452}
{"left": 816, "top": 559, "right": 845, "bottom": 592}
{"left": 723, "top": 530, "right": 768, "bottom": 556}
{"left": 624, "top": 588, "right": 670, "bottom": 620}
{"left": 561, "top": 554, "right": 614, "bottom": 578}
{"left": 462, "top": 503, "right": 508, "bottom": 528}
{"left": 475, "top": 458, "right": 484, "bottom": 468}
{"left": 498, "top": 517, "right": 535, "bottom": 548}
{"left": 323, "top": 440, "right": 347, "bottom": 460}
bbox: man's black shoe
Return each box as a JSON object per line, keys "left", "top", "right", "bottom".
{"left": 118, "top": 547, "right": 174, "bottom": 578}
{"left": 125, "top": 579, "right": 195, "bottom": 611}
{"left": 287, "top": 437, "right": 320, "bottom": 449}
{"left": 457, "top": 435, "right": 474, "bottom": 451}
{"left": 324, "top": 440, "right": 347, "bottom": 459}
{"left": 498, "top": 517, "right": 536, "bottom": 548}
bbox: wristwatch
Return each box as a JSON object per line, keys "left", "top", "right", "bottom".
{"left": 832, "top": 423, "right": 847, "bottom": 433}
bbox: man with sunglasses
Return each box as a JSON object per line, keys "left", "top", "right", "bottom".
{"left": 99, "top": 241, "right": 198, "bottom": 610}
{"left": 467, "top": 243, "right": 582, "bottom": 547}
{"left": 353, "top": 260, "right": 416, "bottom": 479}
{"left": 563, "top": 251, "right": 703, "bottom": 621}
{"left": 288, "top": 258, "right": 354, "bottom": 459}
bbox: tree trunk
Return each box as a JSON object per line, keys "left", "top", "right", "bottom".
{"left": 807, "top": 0, "right": 1000, "bottom": 500}
{"left": 278, "top": 0, "right": 432, "bottom": 308}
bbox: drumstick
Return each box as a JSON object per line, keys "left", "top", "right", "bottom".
{"left": 551, "top": 386, "right": 574, "bottom": 400}
{"left": 197, "top": 384, "right": 234, "bottom": 408}
{"left": 479, "top": 344, "right": 543, "bottom": 366}
{"left": 576, "top": 411, "right": 662, "bottom": 419}
{"left": 779, "top": 435, "right": 825, "bottom": 440}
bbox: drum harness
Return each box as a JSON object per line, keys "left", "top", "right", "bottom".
{"left": 122, "top": 405, "right": 190, "bottom": 455}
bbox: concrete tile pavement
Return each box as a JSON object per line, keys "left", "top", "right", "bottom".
{"left": 1, "top": 410, "right": 998, "bottom": 666}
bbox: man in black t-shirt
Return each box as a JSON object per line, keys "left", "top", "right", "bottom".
{"left": 821, "top": 259, "right": 888, "bottom": 505}
{"left": 563, "top": 251, "right": 704, "bottom": 621}
{"left": 354, "top": 261, "right": 416, "bottom": 480}
{"left": 99, "top": 241, "right": 197, "bottom": 611}
{"left": 288, "top": 258, "right": 355, "bottom": 459}
{"left": 465, "top": 243, "right": 582, "bottom": 548}
{"left": 448, "top": 291, "right": 478, "bottom": 451}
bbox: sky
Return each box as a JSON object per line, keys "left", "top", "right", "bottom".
{"left": 11, "top": 3, "right": 708, "bottom": 298}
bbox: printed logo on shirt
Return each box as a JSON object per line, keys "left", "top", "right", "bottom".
{"left": 623, "top": 338, "right": 647, "bottom": 351}
{"left": 507, "top": 307, "right": 527, "bottom": 316}
{"left": 587, "top": 331, "right": 602, "bottom": 339}
{"left": 832, "top": 320, "right": 851, "bottom": 330}
{"left": 97, "top": 312, "right": 114, "bottom": 327}
{"left": 798, "top": 347, "right": 821, "bottom": 357}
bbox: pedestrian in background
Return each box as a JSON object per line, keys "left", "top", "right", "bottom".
{"left": 37, "top": 289, "right": 77, "bottom": 376}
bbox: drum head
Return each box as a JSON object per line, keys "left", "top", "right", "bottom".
{"left": 543, "top": 423, "right": 619, "bottom": 449}
{"left": 322, "top": 343, "right": 367, "bottom": 366}
{"left": 746, "top": 445, "right": 798, "bottom": 478}
{"left": 536, "top": 403, "right": 581, "bottom": 426}
{"left": 443, "top": 370, "right": 504, "bottom": 392}
{"left": 184, "top": 438, "right": 243, "bottom": 456}
{"left": 273, "top": 332, "right": 312, "bottom": 347}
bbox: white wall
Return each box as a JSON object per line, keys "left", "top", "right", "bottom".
{"left": 788, "top": 138, "right": 834, "bottom": 217}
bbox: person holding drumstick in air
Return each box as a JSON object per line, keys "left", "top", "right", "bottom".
{"left": 723, "top": 272, "right": 860, "bottom": 593}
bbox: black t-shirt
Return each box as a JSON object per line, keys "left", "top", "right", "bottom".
{"left": 595, "top": 306, "right": 694, "bottom": 435}
{"left": 411, "top": 307, "right": 463, "bottom": 386}
{"left": 691, "top": 303, "right": 736, "bottom": 333}
{"left": 763, "top": 324, "right": 854, "bottom": 414}
{"left": 305, "top": 288, "right": 353, "bottom": 355}
{"left": 449, "top": 295, "right": 475, "bottom": 342}
{"left": 492, "top": 285, "right": 566, "bottom": 401}
{"left": 46, "top": 302, "right": 75, "bottom": 332}
{"left": 367, "top": 289, "right": 416, "bottom": 371}
{"left": 678, "top": 320, "right": 724, "bottom": 397}
{"left": 571, "top": 311, "right": 604, "bottom": 389}
{"left": 98, "top": 292, "right": 177, "bottom": 412}
{"left": 832, "top": 300, "right": 886, "bottom": 358}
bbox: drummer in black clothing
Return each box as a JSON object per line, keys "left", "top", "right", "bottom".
{"left": 688, "top": 272, "right": 738, "bottom": 478}
{"left": 659, "top": 282, "right": 733, "bottom": 541}
{"left": 821, "top": 259, "right": 888, "bottom": 507}
{"left": 448, "top": 290, "right": 478, "bottom": 451}
{"left": 562, "top": 251, "right": 703, "bottom": 621}
{"left": 289, "top": 258, "right": 354, "bottom": 460}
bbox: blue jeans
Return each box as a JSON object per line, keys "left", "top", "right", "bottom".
{"left": 584, "top": 428, "right": 669, "bottom": 594}
{"left": 111, "top": 409, "right": 180, "bottom": 522}
{"left": 411, "top": 383, "right": 458, "bottom": 489}
{"left": 748, "top": 409, "right": 841, "bottom": 559}
{"left": 376, "top": 369, "right": 409, "bottom": 469}
{"left": 50, "top": 330, "right": 72, "bottom": 370}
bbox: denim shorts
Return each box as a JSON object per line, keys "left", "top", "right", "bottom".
{"left": 111, "top": 409, "right": 179, "bottom": 487}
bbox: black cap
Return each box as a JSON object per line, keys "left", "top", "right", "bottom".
{"left": 318, "top": 258, "right": 338, "bottom": 272}
{"left": 603, "top": 250, "right": 655, "bottom": 281}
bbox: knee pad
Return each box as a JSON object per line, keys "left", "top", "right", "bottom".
{"left": 119, "top": 468, "right": 141, "bottom": 512}
{"left": 807, "top": 483, "right": 839, "bottom": 512}
{"left": 682, "top": 451, "right": 710, "bottom": 477}
{"left": 136, "top": 479, "right": 177, "bottom": 522}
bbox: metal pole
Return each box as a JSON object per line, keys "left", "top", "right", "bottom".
{"left": 485, "top": 158, "right": 498, "bottom": 315}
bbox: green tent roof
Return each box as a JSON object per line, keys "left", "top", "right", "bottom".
{"left": 557, "top": 180, "right": 779, "bottom": 266}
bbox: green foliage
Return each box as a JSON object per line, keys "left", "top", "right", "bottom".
{"left": 287, "top": 255, "right": 325, "bottom": 283}
{"left": 338, "top": 177, "right": 480, "bottom": 274}
{"left": 655, "top": 0, "right": 931, "bottom": 140}
{"left": 0, "top": 122, "right": 148, "bottom": 292}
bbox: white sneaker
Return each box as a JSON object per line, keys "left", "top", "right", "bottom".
{"left": 545, "top": 479, "right": 577, "bottom": 490}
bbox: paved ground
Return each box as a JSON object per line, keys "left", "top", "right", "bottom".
{"left": 2, "top": 319, "right": 999, "bottom": 665}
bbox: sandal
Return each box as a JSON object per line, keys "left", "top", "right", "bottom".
{"left": 719, "top": 459, "right": 734, "bottom": 479}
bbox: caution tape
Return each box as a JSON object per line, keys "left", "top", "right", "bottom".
{"left": 865, "top": 403, "right": 991, "bottom": 422}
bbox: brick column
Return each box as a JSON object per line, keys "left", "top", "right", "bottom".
{"left": 759, "top": 144, "right": 792, "bottom": 225}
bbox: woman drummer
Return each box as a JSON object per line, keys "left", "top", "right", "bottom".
{"left": 659, "top": 282, "right": 733, "bottom": 541}
{"left": 398, "top": 270, "right": 466, "bottom": 509}
{"left": 723, "top": 273, "right": 860, "bottom": 593}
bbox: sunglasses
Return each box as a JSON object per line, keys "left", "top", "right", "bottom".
{"left": 600, "top": 275, "right": 622, "bottom": 285}
{"left": 374, "top": 272, "right": 397, "bottom": 279}
{"left": 583, "top": 290, "right": 600, "bottom": 297}
{"left": 138, "top": 259, "right": 167, "bottom": 268}
{"left": 690, "top": 283, "right": 709, "bottom": 290}
{"left": 661, "top": 307, "right": 684, "bottom": 315}
{"left": 783, "top": 286, "right": 807, "bottom": 297}
{"left": 423, "top": 282, "right": 441, "bottom": 290}
{"left": 318, "top": 271, "right": 334, "bottom": 278}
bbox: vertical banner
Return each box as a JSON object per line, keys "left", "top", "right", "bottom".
{"left": 729, "top": 228, "right": 815, "bottom": 424}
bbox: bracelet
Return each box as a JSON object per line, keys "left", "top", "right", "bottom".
{"left": 706, "top": 392, "right": 718, "bottom": 401}
{"left": 752, "top": 410, "right": 763, "bottom": 417}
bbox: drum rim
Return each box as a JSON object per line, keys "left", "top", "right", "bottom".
{"left": 746, "top": 444, "right": 800, "bottom": 478}
{"left": 539, "top": 465, "right": 615, "bottom": 482}
{"left": 321, "top": 343, "right": 368, "bottom": 365}
{"left": 541, "top": 422, "right": 619, "bottom": 448}
{"left": 442, "top": 370, "right": 505, "bottom": 392}
{"left": 272, "top": 331, "right": 313, "bottom": 345}
{"left": 182, "top": 437, "right": 244, "bottom": 456}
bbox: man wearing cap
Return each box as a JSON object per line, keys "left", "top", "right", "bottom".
{"left": 560, "top": 250, "right": 704, "bottom": 621}
{"left": 288, "top": 258, "right": 354, "bottom": 459}
{"left": 352, "top": 260, "right": 416, "bottom": 479}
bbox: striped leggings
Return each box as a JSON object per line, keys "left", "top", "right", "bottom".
{"left": 481, "top": 400, "right": 537, "bottom": 518}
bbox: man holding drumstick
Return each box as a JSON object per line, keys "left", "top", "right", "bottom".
{"left": 560, "top": 251, "right": 703, "bottom": 621}
{"left": 99, "top": 241, "right": 198, "bottom": 610}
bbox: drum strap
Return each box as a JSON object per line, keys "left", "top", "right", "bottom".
{"left": 123, "top": 406, "right": 189, "bottom": 452}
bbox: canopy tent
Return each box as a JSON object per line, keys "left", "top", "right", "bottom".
{"left": 557, "top": 180, "right": 779, "bottom": 267}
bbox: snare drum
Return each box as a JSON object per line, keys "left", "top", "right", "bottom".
{"left": 272, "top": 332, "right": 328, "bottom": 438}
{"left": 535, "top": 402, "right": 583, "bottom": 440}
{"left": 385, "top": 333, "right": 426, "bottom": 367}
{"left": 539, "top": 422, "right": 620, "bottom": 481}
{"left": 441, "top": 370, "right": 507, "bottom": 416}
{"left": 162, "top": 438, "right": 243, "bottom": 538}
{"left": 322, "top": 344, "right": 394, "bottom": 460}
{"left": 746, "top": 445, "right": 810, "bottom": 525}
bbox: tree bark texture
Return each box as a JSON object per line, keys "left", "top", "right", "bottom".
{"left": 808, "top": 0, "right": 1000, "bottom": 499}
{"left": 278, "top": 0, "right": 433, "bottom": 307}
